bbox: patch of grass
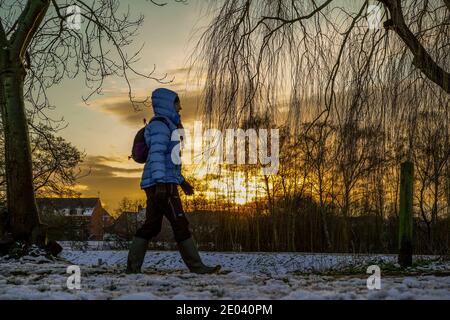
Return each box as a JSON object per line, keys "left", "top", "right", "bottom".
{"left": 105, "top": 282, "right": 117, "bottom": 291}
{"left": 10, "top": 270, "right": 30, "bottom": 276}
{"left": 291, "top": 257, "right": 444, "bottom": 276}
{"left": 281, "top": 277, "right": 290, "bottom": 284}
{"left": 210, "top": 287, "right": 225, "bottom": 298}
{"left": 6, "top": 278, "right": 23, "bottom": 285}
{"left": 37, "top": 285, "right": 49, "bottom": 292}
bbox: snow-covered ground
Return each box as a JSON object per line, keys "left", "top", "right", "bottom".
{"left": 0, "top": 250, "right": 449, "bottom": 300}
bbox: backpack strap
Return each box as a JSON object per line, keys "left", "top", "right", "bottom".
{"left": 149, "top": 116, "right": 173, "bottom": 130}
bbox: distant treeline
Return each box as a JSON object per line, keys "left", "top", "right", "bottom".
{"left": 186, "top": 201, "right": 450, "bottom": 255}
{"left": 180, "top": 108, "right": 450, "bottom": 255}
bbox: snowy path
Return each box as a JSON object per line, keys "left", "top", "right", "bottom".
{"left": 0, "top": 251, "right": 449, "bottom": 300}
{"left": 62, "top": 250, "right": 405, "bottom": 274}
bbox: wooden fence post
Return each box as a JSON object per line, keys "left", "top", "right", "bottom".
{"left": 398, "top": 161, "right": 414, "bottom": 268}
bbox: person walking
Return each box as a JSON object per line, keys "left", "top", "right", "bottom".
{"left": 126, "top": 88, "right": 220, "bottom": 274}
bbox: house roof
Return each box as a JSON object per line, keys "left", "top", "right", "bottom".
{"left": 120, "top": 211, "right": 135, "bottom": 216}
{"left": 116, "top": 211, "right": 138, "bottom": 220}
{"left": 36, "top": 198, "right": 100, "bottom": 211}
{"left": 102, "top": 208, "right": 114, "bottom": 218}
{"left": 115, "top": 210, "right": 145, "bottom": 223}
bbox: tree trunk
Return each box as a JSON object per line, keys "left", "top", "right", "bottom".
{"left": 432, "top": 174, "right": 439, "bottom": 225}
{"left": 0, "top": 61, "right": 5, "bottom": 238}
{"left": 447, "top": 160, "right": 450, "bottom": 219}
{"left": 0, "top": 62, "right": 41, "bottom": 242}
{"left": 398, "top": 161, "right": 414, "bottom": 267}
{"left": 318, "top": 184, "right": 332, "bottom": 251}
{"left": 341, "top": 189, "right": 351, "bottom": 253}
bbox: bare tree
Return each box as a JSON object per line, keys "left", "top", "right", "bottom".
{"left": 193, "top": 0, "right": 449, "bottom": 253}
{"left": 414, "top": 110, "right": 450, "bottom": 252}
{"left": 0, "top": 121, "right": 85, "bottom": 199}
{"left": 0, "top": 0, "right": 181, "bottom": 244}
{"left": 299, "top": 121, "right": 335, "bottom": 250}
{"left": 195, "top": 1, "right": 449, "bottom": 131}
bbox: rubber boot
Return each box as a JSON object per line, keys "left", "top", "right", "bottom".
{"left": 126, "top": 237, "right": 149, "bottom": 274}
{"left": 177, "top": 238, "right": 221, "bottom": 274}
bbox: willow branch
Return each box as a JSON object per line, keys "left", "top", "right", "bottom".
{"left": 380, "top": 0, "right": 450, "bottom": 95}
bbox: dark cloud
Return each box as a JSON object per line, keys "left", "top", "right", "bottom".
{"left": 90, "top": 90, "right": 202, "bottom": 127}
{"left": 81, "top": 156, "right": 142, "bottom": 177}
{"left": 91, "top": 98, "right": 151, "bottom": 127}
{"left": 77, "top": 156, "right": 145, "bottom": 211}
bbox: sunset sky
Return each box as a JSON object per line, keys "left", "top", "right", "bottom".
{"left": 44, "top": 0, "right": 210, "bottom": 212}
{"left": 39, "top": 0, "right": 369, "bottom": 213}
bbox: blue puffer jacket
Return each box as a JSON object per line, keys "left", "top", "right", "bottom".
{"left": 140, "top": 88, "right": 185, "bottom": 189}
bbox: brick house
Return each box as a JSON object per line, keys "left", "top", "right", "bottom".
{"left": 37, "top": 198, "right": 113, "bottom": 240}
{"left": 107, "top": 206, "right": 172, "bottom": 241}
{"left": 106, "top": 207, "right": 146, "bottom": 240}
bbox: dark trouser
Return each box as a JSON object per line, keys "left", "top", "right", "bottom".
{"left": 135, "top": 184, "right": 191, "bottom": 243}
